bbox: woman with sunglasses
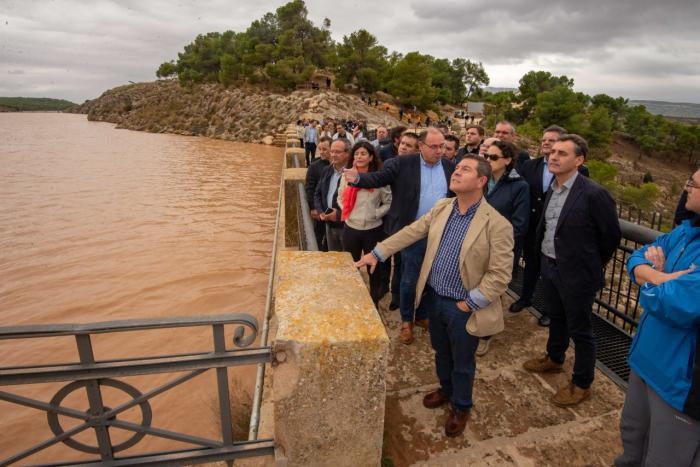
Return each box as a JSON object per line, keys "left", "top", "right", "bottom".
{"left": 337, "top": 141, "right": 392, "bottom": 305}
{"left": 477, "top": 140, "right": 530, "bottom": 356}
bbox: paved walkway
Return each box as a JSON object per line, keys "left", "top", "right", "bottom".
{"left": 378, "top": 292, "right": 625, "bottom": 466}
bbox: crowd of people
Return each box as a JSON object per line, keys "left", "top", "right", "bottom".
{"left": 300, "top": 116, "right": 700, "bottom": 463}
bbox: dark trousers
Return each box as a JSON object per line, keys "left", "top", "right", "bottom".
{"left": 519, "top": 232, "right": 541, "bottom": 309}
{"left": 426, "top": 287, "right": 479, "bottom": 411}
{"left": 400, "top": 238, "right": 428, "bottom": 323}
{"left": 304, "top": 142, "right": 317, "bottom": 166}
{"left": 342, "top": 225, "right": 388, "bottom": 303}
{"left": 313, "top": 219, "right": 327, "bottom": 252}
{"left": 541, "top": 255, "right": 596, "bottom": 389}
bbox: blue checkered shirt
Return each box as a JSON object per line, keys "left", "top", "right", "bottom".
{"left": 427, "top": 199, "right": 486, "bottom": 310}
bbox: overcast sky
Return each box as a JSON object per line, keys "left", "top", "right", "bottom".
{"left": 2, "top": 0, "right": 699, "bottom": 104}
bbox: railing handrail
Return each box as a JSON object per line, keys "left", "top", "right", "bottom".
{"left": 0, "top": 313, "right": 257, "bottom": 339}
{"left": 619, "top": 218, "right": 662, "bottom": 245}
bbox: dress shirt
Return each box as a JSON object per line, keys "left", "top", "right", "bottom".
{"left": 326, "top": 166, "right": 343, "bottom": 209}
{"left": 417, "top": 155, "right": 448, "bottom": 220}
{"left": 427, "top": 199, "right": 489, "bottom": 310}
{"left": 542, "top": 158, "right": 554, "bottom": 193}
{"left": 541, "top": 171, "right": 579, "bottom": 259}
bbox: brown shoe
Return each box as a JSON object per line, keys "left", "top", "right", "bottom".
{"left": 444, "top": 407, "right": 470, "bottom": 437}
{"left": 423, "top": 389, "right": 450, "bottom": 409}
{"left": 552, "top": 383, "right": 591, "bottom": 407}
{"left": 523, "top": 354, "right": 564, "bottom": 373}
{"left": 399, "top": 322, "right": 414, "bottom": 345}
{"left": 414, "top": 319, "right": 429, "bottom": 329}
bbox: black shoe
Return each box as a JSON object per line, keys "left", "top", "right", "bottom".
{"left": 538, "top": 315, "right": 551, "bottom": 327}
{"left": 509, "top": 300, "right": 531, "bottom": 313}
{"left": 389, "top": 293, "right": 400, "bottom": 311}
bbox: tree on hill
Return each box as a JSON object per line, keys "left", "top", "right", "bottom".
{"left": 516, "top": 70, "right": 574, "bottom": 122}
{"left": 461, "top": 59, "right": 489, "bottom": 103}
{"left": 386, "top": 52, "right": 437, "bottom": 110}
{"left": 335, "top": 29, "right": 388, "bottom": 93}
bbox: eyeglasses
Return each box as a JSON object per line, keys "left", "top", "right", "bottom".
{"left": 486, "top": 154, "right": 506, "bottom": 161}
{"left": 686, "top": 179, "right": 699, "bottom": 190}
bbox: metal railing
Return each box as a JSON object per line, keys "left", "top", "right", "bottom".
{"left": 0, "top": 314, "right": 274, "bottom": 466}
{"left": 594, "top": 219, "right": 661, "bottom": 334}
{"left": 291, "top": 152, "right": 319, "bottom": 251}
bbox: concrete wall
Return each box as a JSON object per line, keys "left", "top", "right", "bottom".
{"left": 272, "top": 251, "right": 389, "bottom": 466}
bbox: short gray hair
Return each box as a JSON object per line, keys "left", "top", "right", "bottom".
{"left": 461, "top": 154, "right": 492, "bottom": 179}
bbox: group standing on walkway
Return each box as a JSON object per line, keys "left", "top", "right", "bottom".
{"left": 300, "top": 115, "right": 699, "bottom": 460}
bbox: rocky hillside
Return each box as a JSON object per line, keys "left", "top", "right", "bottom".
{"left": 71, "top": 80, "right": 403, "bottom": 144}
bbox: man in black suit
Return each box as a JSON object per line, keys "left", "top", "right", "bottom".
{"left": 305, "top": 136, "right": 332, "bottom": 250}
{"left": 344, "top": 128, "right": 456, "bottom": 344}
{"left": 511, "top": 125, "right": 566, "bottom": 324}
{"left": 314, "top": 138, "right": 350, "bottom": 251}
{"left": 523, "top": 134, "right": 621, "bottom": 407}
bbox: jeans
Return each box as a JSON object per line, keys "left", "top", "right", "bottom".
{"left": 541, "top": 255, "right": 596, "bottom": 389}
{"left": 426, "top": 287, "right": 479, "bottom": 411}
{"left": 399, "top": 238, "right": 428, "bottom": 323}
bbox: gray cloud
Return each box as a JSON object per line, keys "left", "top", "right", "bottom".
{"left": 1, "top": 0, "right": 699, "bottom": 103}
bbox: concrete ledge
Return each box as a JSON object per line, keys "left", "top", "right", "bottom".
{"left": 285, "top": 148, "right": 306, "bottom": 168}
{"left": 283, "top": 168, "right": 307, "bottom": 248}
{"left": 272, "top": 251, "right": 390, "bottom": 466}
{"left": 286, "top": 139, "right": 301, "bottom": 148}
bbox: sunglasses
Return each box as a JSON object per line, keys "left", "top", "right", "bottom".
{"left": 486, "top": 154, "right": 506, "bottom": 161}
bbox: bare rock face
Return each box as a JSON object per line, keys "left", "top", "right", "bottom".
{"left": 262, "top": 135, "right": 274, "bottom": 145}
{"left": 71, "top": 80, "right": 404, "bottom": 144}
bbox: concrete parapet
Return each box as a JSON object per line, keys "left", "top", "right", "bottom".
{"left": 272, "top": 251, "right": 390, "bottom": 466}
{"left": 285, "top": 148, "right": 306, "bottom": 168}
{"left": 283, "top": 168, "right": 307, "bottom": 248}
{"left": 286, "top": 138, "right": 301, "bottom": 148}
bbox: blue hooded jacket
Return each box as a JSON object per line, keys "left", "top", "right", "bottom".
{"left": 627, "top": 217, "right": 700, "bottom": 418}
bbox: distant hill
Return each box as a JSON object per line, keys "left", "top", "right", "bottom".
{"left": 629, "top": 99, "right": 700, "bottom": 121}
{"left": 0, "top": 97, "right": 77, "bottom": 112}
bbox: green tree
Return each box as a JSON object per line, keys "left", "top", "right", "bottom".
{"left": 534, "top": 85, "right": 588, "bottom": 132}
{"left": 622, "top": 182, "right": 660, "bottom": 211}
{"left": 461, "top": 59, "right": 489, "bottom": 102}
{"left": 587, "top": 160, "right": 619, "bottom": 192}
{"left": 335, "top": 29, "right": 387, "bottom": 92}
{"left": 156, "top": 61, "right": 177, "bottom": 78}
{"left": 591, "top": 93, "right": 627, "bottom": 129}
{"left": 517, "top": 70, "right": 574, "bottom": 122}
{"left": 583, "top": 106, "right": 614, "bottom": 148}
{"left": 386, "top": 52, "right": 437, "bottom": 110}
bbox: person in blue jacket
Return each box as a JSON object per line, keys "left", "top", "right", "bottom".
{"left": 616, "top": 168, "right": 700, "bottom": 466}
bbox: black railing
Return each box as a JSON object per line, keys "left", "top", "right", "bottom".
{"left": 594, "top": 220, "right": 661, "bottom": 333}
{"left": 0, "top": 314, "right": 274, "bottom": 466}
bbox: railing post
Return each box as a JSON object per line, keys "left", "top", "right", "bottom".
{"left": 213, "top": 324, "right": 234, "bottom": 446}
{"left": 74, "top": 334, "right": 114, "bottom": 461}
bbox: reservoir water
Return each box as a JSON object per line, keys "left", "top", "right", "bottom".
{"left": 0, "top": 113, "right": 283, "bottom": 462}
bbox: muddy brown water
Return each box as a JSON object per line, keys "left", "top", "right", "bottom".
{"left": 0, "top": 113, "right": 283, "bottom": 463}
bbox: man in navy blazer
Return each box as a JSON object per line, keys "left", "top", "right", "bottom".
{"left": 523, "top": 134, "right": 620, "bottom": 407}
{"left": 344, "top": 128, "right": 456, "bottom": 344}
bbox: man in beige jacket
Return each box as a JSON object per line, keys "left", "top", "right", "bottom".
{"left": 356, "top": 155, "right": 514, "bottom": 437}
